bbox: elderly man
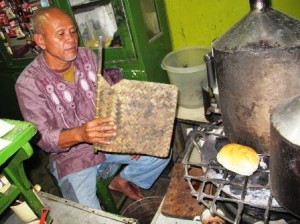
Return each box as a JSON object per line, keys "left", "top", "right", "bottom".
{"left": 15, "top": 7, "right": 171, "bottom": 209}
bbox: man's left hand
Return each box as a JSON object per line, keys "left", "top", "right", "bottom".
{"left": 130, "top": 155, "right": 141, "bottom": 160}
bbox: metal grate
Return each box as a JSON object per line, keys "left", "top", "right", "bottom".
{"left": 182, "top": 124, "right": 289, "bottom": 224}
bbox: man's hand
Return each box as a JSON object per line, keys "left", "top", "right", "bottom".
{"left": 78, "top": 117, "right": 116, "bottom": 145}
{"left": 130, "top": 155, "right": 141, "bottom": 160}
{"left": 58, "top": 117, "right": 116, "bottom": 148}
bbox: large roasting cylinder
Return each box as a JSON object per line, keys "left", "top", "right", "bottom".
{"left": 212, "top": 0, "right": 300, "bottom": 154}
{"left": 270, "top": 94, "right": 300, "bottom": 218}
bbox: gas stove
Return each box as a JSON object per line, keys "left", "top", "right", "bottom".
{"left": 182, "top": 123, "right": 300, "bottom": 224}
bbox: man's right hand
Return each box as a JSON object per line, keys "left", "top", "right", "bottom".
{"left": 58, "top": 117, "right": 117, "bottom": 148}
{"left": 79, "top": 117, "right": 116, "bottom": 145}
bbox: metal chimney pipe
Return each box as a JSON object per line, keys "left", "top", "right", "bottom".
{"left": 250, "top": 0, "right": 270, "bottom": 11}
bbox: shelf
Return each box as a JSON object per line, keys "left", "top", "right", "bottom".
{"left": 0, "top": 119, "right": 36, "bottom": 166}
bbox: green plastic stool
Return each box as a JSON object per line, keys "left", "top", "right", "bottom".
{"left": 96, "top": 164, "right": 127, "bottom": 214}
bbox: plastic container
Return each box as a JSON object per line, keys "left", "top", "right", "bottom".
{"left": 161, "top": 46, "right": 209, "bottom": 108}
{"left": 10, "top": 199, "right": 38, "bottom": 223}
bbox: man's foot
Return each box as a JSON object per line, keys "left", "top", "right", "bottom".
{"left": 109, "top": 174, "right": 144, "bottom": 201}
{"left": 130, "top": 183, "right": 144, "bottom": 198}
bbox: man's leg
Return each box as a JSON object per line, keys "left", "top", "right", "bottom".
{"left": 120, "top": 153, "right": 172, "bottom": 189}
{"left": 51, "top": 162, "right": 101, "bottom": 209}
{"left": 108, "top": 173, "right": 144, "bottom": 200}
{"left": 102, "top": 151, "right": 172, "bottom": 199}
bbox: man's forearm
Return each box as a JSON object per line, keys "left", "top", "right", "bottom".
{"left": 58, "top": 127, "right": 83, "bottom": 148}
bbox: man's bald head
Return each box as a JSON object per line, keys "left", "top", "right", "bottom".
{"left": 32, "top": 7, "right": 72, "bottom": 34}
{"left": 32, "top": 7, "right": 78, "bottom": 69}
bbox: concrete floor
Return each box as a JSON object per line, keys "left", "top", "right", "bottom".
{"left": 22, "top": 149, "right": 172, "bottom": 221}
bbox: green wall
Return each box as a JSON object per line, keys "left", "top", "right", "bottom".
{"left": 164, "top": 0, "right": 300, "bottom": 49}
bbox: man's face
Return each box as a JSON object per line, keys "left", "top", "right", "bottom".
{"left": 36, "top": 10, "right": 78, "bottom": 68}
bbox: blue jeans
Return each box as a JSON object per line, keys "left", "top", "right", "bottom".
{"left": 51, "top": 152, "right": 172, "bottom": 209}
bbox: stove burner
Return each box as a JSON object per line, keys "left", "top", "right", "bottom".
{"left": 219, "top": 200, "right": 300, "bottom": 224}
{"left": 182, "top": 124, "right": 300, "bottom": 224}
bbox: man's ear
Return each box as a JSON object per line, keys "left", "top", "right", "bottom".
{"left": 33, "top": 33, "right": 46, "bottom": 50}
